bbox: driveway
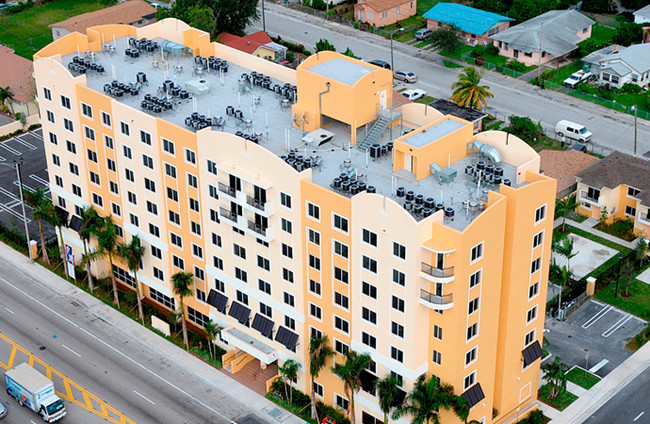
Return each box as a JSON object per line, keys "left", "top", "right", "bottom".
{"left": 545, "top": 299, "right": 647, "bottom": 376}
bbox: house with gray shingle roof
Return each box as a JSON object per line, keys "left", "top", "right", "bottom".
{"left": 634, "top": 4, "right": 650, "bottom": 24}
{"left": 592, "top": 44, "right": 650, "bottom": 89}
{"left": 491, "top": 10, "right": 595, "bottom": 66}
{"left": 575, "top": 152, "right": 650, "bottom": 238}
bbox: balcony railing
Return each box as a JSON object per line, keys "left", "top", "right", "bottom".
{"left": 219, "top": 207, "right": 238, "bottom": 223}
{"left": 639, "top": 212, "right": 650, "bottom": 225}
{"left": 421, "top": 262, "right": 455, "bottom": 278}
{"left": 248, "top": 221, "right": 268, "bottom": 236}
{"left": 579, "top": 189, "right": 600, "bottom": 205}
{"left": 420, "top": 289, "right": 453, "bottom": 307}
{"left": 246, "top": 195, "right": 267, "bottom": 211}
{"left": 218, "top": 182, "right": 237, "bottom": 197}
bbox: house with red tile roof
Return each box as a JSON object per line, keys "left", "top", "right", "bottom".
{"left": 219, "top": 31, "right": 287, "bottom": 62}
{"left": 0, "top": 46, "right": 37, "bottom": 117}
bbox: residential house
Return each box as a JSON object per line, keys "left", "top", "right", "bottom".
{"left": 422, "top": 3, "right": 513, "bottom": 46}
{"left": 354, "top": 0, "right": 417, "bottom": 28}
{"left": 430, "top": 99, "right": 488, "bottom": 133}
{"left": 491, "top": 10, "right": 595, "bottom": 66}
{"left": 49, "top": 0, "right": 156, "bottom": 40}
{"left": 538, "top": 150, "right": 599, "bottom": 197}
{"left": 0, "top": 46, "right": 37, "bottom": 117}
{"left": 219, "top": 31, "right": 287, "bottom": 62}
{"left": 633, "top": 4, "right": 650, "bottom": 24}
{"left": 576, "top": 152, "right": 650, "bottom": 238}
{"left": 582, "top": 44, "right": 620, "bottom": 73}
{"left": 593, "top": 44, "right": 650, "bottom": 89}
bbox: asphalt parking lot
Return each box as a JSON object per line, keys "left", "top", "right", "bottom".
{"left": 545, "top": 299, "right": 647, "bottom": 376}
{"left": 0, "top": 128, "right": 56, "bottom": 245}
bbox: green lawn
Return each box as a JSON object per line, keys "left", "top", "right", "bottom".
{"left": 0, "top": 0, "right": 105, "bottom": 59}
{"left": 417, "top": 0, "right": 451, "bottom": 16}
{"left": 560, "top": 225, "right": 631, "bottom": 254}
{"left": 415, "top": 95, "right": 434, "bottom": 104}
{"left": 538, "top": 384, "right": 578, "bottom": 411}
{"left": 566, "top": 368, "right": 601, "bottom": 390}
{"left": 546, "top": 62, "right": 584, "bottom": 85}
{"left": 589, "top": 24, "right": 615, "bottom": 44}
{"left": 595, "top": 280, "right": 650, "bottom": 320}
{"left": 530, "top": 135, "right": 565, "bottom": 152}
{"left": 442, "top": 59, "right": 463, "bottom": 68}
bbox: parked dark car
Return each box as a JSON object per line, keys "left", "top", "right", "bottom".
{"left": 368, "top": 59, "right": 391, "bottom": 70}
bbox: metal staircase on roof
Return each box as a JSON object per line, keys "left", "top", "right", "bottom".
{"left": 356, "top": 109, "right": 401, "bottom": 151}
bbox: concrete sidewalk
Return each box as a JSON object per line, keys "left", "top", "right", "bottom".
{"left": 553, "top": 217, "right": 643, "bottom": 250}
{"left": 549, "top": 339, "right": 650, "bottom": 423}
{"left": 0, "top": 242, "right": 303, "bottom": 424}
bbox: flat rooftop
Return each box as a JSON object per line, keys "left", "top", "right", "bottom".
{"left": 306, "top": 57, "right": 374, "bottom": 86}
{"left": 404, "top": 119, "right": 465, "bottom": 148}
{"left": 64, "top": 36, "right": 524, "bottom": 231}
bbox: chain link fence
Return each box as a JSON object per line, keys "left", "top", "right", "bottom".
{"left": 459, "top": 51, "right": 529, "bottom": 78}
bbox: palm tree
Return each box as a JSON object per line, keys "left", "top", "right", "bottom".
{"left": 95, "top": 216, "right": 120, "bottom": 306}
{"left": 309, "top": 335, "right": 333, "bottom": 421}
{"left": 553, "top": 235, "right": 577, "bottom": 273}
{"left": 204, "top": 319, "right": 223, "bottom": 361}
{"left": 172, "top": 271, "right": 193, "bottom": 351}
{"left": 450, "top": 396, "right": 482, "bottom": 424}
{"left": 23, "top": 188, "right": 50, "bottom": 264}
{"left": 79, "top": 207, "right": 102, "bottom": 292}
{"left": 0, "top": 86, "right": 14, "bottom": 114}
{"left": 635, "top": 238, "right": 648, "bottom": 268}
{"left": 332, "top": 351, "right": 372, "bottom": 424}
{"left": 393, "top": 374, "right": 458, "bottom": 424}
{"left": 556, "top": 266, "right": 573, "bottom": 319}
{"left": 42, "top": 199, "right": 68, "bottom": 278}
{"left": 278, "top": 359, "right": 300, "bottom": 405}
{"left": 450, "top": 67, "right": 494, "bottom": 110}
{"left": 542, "top": 356, "right": 568, "bottom": 399}
{"left": 376, "top": 375, "right": 400, "bottom": 424}
{"left": 555, "top": 194, "right": 578, "bottom": 233}
{"left": 118, "top": 235, "right": 146, "bottom": 324}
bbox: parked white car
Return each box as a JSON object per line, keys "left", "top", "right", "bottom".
{"left": 563, "top": 70, "right": 593, "bottom": 89}
{"left": 402, "top": 89, "right": 427, "bottom": 101}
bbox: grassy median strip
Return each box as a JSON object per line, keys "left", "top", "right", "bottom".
{"left": 538, "top": 384, "right": 578, "bottom": 411}
{"left": 566, "top": 368, "right": 601, "bottom": 390}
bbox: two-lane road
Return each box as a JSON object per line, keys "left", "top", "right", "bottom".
{"left": 586, "top": 367, "right": 650, "bottom": 423}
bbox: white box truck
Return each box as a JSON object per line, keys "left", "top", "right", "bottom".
{"left": 4, "top": 363, "right": 66, "bottom": 422}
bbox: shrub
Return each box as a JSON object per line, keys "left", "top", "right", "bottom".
{"left": 303, "top": 0, "right": 310, "bottom": 6}
{"left": 541, "top": 69, "right": 554, "bottom": 80}
{"left": 317, "top": 402, "right": 351, "bottom": 424}
{"left": 485, "top": 43, "right": 500, "bottom": 56}
{"left": 621, "top": 83, "right": 642, "bottom": 94}
{"left": 470, "top": 45, "right": 485, "bottom": 58}
{"left": 354, "top": 22, "right": 359, "bottom": 29}
{"left": 507, "top": 115, "right": 543, "bottom": 144}
{"left": 508, "top": 60, "right": 528, "bottom": 73}
{"left": 285, "top": 52, "right": 295, "bottom": 63}
{"left": 520, "top": 409, "right": 546, "bottom": 424}
{"left": 28, "top": 124, "right": 41, "bottom": 131}
{"left": 311, "top": 0, "right": 327, "bottom": 10}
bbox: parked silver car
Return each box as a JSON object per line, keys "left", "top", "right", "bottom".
{"left": 394, "top": 70, "right": 417, "bottom": 83}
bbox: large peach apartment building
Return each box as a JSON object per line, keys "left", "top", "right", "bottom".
{"left": 34, "top": 19, "right": 555, "bottom": 424}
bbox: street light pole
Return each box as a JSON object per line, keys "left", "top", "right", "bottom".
{"left": 633, "top": 104, "right": 638, "bottom": 157}
{"left": 614, "top": 252, "right": 622, "bottom": 298}
{"left": 14, "top": 158, "right": 33, "bottom": 262}
{"left": 261, "top": 0, "right": 266, "bottom": 32}
{"left": 389, "top": 28, "right": 403, "bottom": 75}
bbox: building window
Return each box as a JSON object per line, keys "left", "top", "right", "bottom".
{"left": 144, "top": 178, "right": 156, "bottom": 192}
{"left": 283, "top": 268, "right": 294, "bottom": 283}
{"left": 92, "top": 193, "right": 103, "bottom": 207}
{"left": 280, "top": 192, "right": 292, "bottom": 208}
{"left": 391, "top": 347, "right": 404, "bottom": 363}
{"left": 334, "top": 240, "right": 349, "bottom": 258}
{"left": 465, "top": 347, "right": 477, "bottom": 366}
{"left": 471, "top": 242, "right": 483, "bottom": 262}
{"left": 87, "top": 149, "right": 98, "bottom": 163}
{"left": 257, "top": 255, "right": 270, "bottom": 271}
{"left": 165, "top": 163, "right": 177, "bottom": 178}
{"left": 43, "top": 87, "right": 51, "bottom": 101}
{"left": 362, "top": 331, "right": 377, "bottom": 349}
{"left": 101, "top": 112, "right": 111, "bottom": 127}
{"left": 463, "top": 372, "right": 476, "bottom": 390}
{"left": 391, "top": 322, "right": 404, "bottom": 338}
{"left": 123, "top": 145, "right": 132, "bottom": 159}
{"left": 468, "top": 297, "right": 479, "bottom": 314}
{"left": 140, "top": 130, "right": 152, "bottom": 146}
{"left": 52, "top": 154, "right": 60, "bottom": 166}
{"left": 189, "top": 198, "right": 199, "bottom": 212}
{"left": 470, "top": 270, "right": 482, "bottom": 288}
{"left": 281, "top": 218, "right": 292, "bottom": 234}
{"left": 111, "top": 203, "right": 121, "bottom": 216}
{"left": 72, "top": 184, "right": 82, "bottom": 197}
{"left": 54, "top": 175, "right": 63, "bottom": 187}
{"left": 169, "top": 210, "right": 180, "bottom": 225}
{"left": 533, "top": 231, "right": 544, "bottom": 248}
{"left": 142, "top": 154, "right": 154, "bottom": 169}
{"left": 362, "top": 256, "right": 378, "bottom": 273}
{"left": 535, "top": 205, "right": 546, "bottom": 224}
{"left": 167, "top": 188, "right": 179, "bottom": 202}
{"left": 310, "top": 303, "right": 322, "bottom": 320}
{"left": 153, "top": 267, "right": 164, "bottom": 280}
{"left": 187, "top": 173, "right": 198, "bottom": 189}
{"left": 187, "top": 306, "right": 209, "bottom": 327}
{"left": 236, "top": 290, "right": 249, "bottom": 305}
{"left": 127, "top": 191, "right": 137, "bottom": 205}
{"left": 308, "top": 229, "right": 320, "bottom": 245}
{"left": 529, "top": 282, "right": 539, "bottom": 299}
{"left": 81, "top": 103, "right": 93, "bottom": 118}
{"left": 213, "top": 256, "right": 223, "bottom": 270}
{"left": 362, "top": 228, "right": 378, "bottom": 247}
{"left": 185, "top": 148, "right": 197, "bottom": 165}
{"left": 307, "top": 202, "right": 320, "bottom": 220}
{"left": 433, "top": 324, "right": 443, "bottom": 340}
{"left": 432, "top": 349, "right": 442, "bottom": 365}
{"left": 60, "top": 95, "right": 71, "bottom": 109}
{"left": 309, "top": 279, "right": 321, "bottom": 295}
{"left": 69, "top": 163, "right": 79, "bottom": 176}
{"left": 525, "top": 329, "right": 536, "bottom": 346}
{"left": 260, "top": 302, "right": 273, "bottom": 318}
{"left": 334, "top": 316, "right": 349, "bottom": 334}
{"left": 333, "top": 214, "right": 348, "bottom": 233}
{"left": 256, "top": 279, "right": 271, "bottom": 295}
{"left": 149, "top": 287, "right": 175, "bottom": 310}
{"left": 334, "top": 267, "right": 348, "bottom": 284}
{"left": 207, "top": 159, "right": 218, "bottom": 175}
{"left": 335, "top": 340, "right": 350, "bottom": 356}
{"left": 170, "top": 232, "right": 182, "bottom": 248}
{"left": 282, "top": 243, "right": 293, "bottom": 258}
{"left": 196, "top": 288, "right": 206, "bottom": 303}
{"left": 627, "top": 187, "right": 641, "bottom": 198}
{"left": 625, "top": 205, "right": 636, "bottom": 217}
{"left": 313, "top": 382, "right": 324, "bottom": 398}
{"left": 65, "top": 119, "right": 75, "bottom": 132}
{"left": 49, "top": 132, "right": 57, "bottom": 145}
{"left": 334, "top": 292, "right": 349, "bottom": 309}
{"left": 235, "top": 267, "right": 248, "bottom": 283}
{"left": 120, "top": 121, "right": 130, "bottom": 136}
{"left": 151, "top": 245, "right": 162, "bottom": 259}
{"left": 362, "top": 307, "right": 377, "bottom": 324}
{"left": 309, "top": 254, "right": 321, "bottom": 271}
{"left": 392, "top": 296, "right": 405, "bottom": 312}
{"left": 192, "top": 245, "right": 204, "bottom": 260}
{"left": 89, "top": 171, "right": 100, "bottom": 185}
{"left": 392, "top": 269, "right": 405, "bottom": 286}
{"left": 362, "top": 282, "right": 377, "bottom": 299}
{"left": 527, "top": 305, "right": 538, "bottom": 323}
{"left": 107, "top": 159, "right": 116, "bottom": 172}
{"left": 393, "top": 242, "right": 406, "bottom": 259}
{"left": 149, "top": 224, "right": 160, "bottom": 238}
{"left": 531, "top": 258, "right": 541, "bottom": 273}
{"left": 467, "top": 323, "right": 478, "bottom": 341}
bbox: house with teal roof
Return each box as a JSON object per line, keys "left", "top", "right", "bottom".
{"left": 422, "top": 3, "right": 513, "bottom": 46}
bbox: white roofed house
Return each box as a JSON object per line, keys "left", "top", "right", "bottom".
{"left": 594, "top": 44, "right": 650, "bottom": 89}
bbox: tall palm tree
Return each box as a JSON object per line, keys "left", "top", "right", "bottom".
{"left": 95, "top": 215, "right": 120, "bottom": 306}
{"left": 23, "top": 188, "right": 50, "bottom": 264}
{"left": 118, "top": 235, "right": 146, "bottom": 324}
{"left": 555, "top": 194, "right": 577, "bottom": 233}
{"left": 42, "top": 199, "right": 68, "bottom": 278}
{"left": 542, "top": 356, "right": 568, "bottom": 399}
{"left": 556, "top": 266, "right": 573, "bottom": 319}
{"left": 376, "top": 374, "right": 400, "bottom": 424}
{"left": 204, "top": 319, "right": 223, "bottom": 361}
{"left": 332, "top": 351, "right": 372, "bottom": 424}
{"left": 0, "top": 86, "right": 14, "bottom": 114}
{"left": 554, "top": 235, "right": 577, "bottom": 273}
{"left": 450, "top": 67, "right": 494, "bottom": 110}
{"left": 172, "top": 271, "right": 193, "bottom": 351}
{"left": 79, "top": 207, "right": 102, "bottom": 292}
{"left": 393, "top": 374, "right": 458, "bottom": 424}
{"left": 309, "top": 335, "right": 333, "bottom": 421}
{"left": 278, "top": 359, "right": 300, "bottom": 405}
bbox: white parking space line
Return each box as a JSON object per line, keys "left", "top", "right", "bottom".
{"left": 62, "top": 344, "right": 82, "bottom": 358}
{"left": 634, "top": 412, "right": 644, "bottom": 421}
{"left": 582, "top": 304, "right": 613, "bottom": 329}
{"left": 602, "top": 315, "right": 632, "bottom": 338}
{"left": 133, "top": 390, "right": 156, "bottom": 405}
{"left": 15, "top": 134, "right": 38, "bottom": 150}
{"left": 29, "top": 174, "right": 50, "bottom": 186}
{"left": 0, "top": 143, "right": 21, "bottom": 155}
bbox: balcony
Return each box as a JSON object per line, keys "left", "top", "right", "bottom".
{"left": 639, "top": 212, "right": 650, "bottom": 226}
{"left": 578, "top": 189, "right": 602, "bottom": 207}
{"left": 218, "top": 182, "right": 237, "bottom": 198}
{"left": 219, "top": 207, "right": 238, "bottom": 223}
{"left": 420, "top": 262, "right": 455, "bottom": 283}
{"left": 245, "top": 196, "right": 273, "bottom": 216}
{"left": 246, "top": 196, "right": 267, "bottom": 211}
{"left": 247, "top": 221, "right": 275, "bottom": 242}
{"left": 419, "top": 289, "right": 453, "bottom": 310}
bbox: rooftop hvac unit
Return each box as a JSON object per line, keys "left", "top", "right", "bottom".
{"left": 473, "top": 140, "right": 502, "bottom": 164}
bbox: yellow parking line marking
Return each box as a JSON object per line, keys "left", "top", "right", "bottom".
{"left": 0, "top": 332, "right": 137, "bottom": 424}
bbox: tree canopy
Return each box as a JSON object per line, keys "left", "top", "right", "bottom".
{"left": 431, "top": 25, "right": 461, "bottom": 55}
{"left": 158, "top": 0, "right": 259, "bottom": 38}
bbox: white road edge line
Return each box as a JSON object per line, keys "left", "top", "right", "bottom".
{"left": 634, "top": 411, "right": 644, "bottom": 421}
{"left": 61, "top": 344, "right": 82, "bottom": 358}
{"left": 0, "top": 276, "right": 242, "bottom": 424}
{"left": 133, "top": 390, "right": 156, "bottom": 405}
{"left": 4, "top": 306, "right": 14, "bottom": 315}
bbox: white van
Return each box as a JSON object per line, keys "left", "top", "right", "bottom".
{"left": 555, "top": 120, "right": 592, "bottom": 143}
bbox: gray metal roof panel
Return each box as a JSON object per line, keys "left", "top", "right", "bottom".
{"left": 307, "top": 57, "right": 373, "bottom": 86}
